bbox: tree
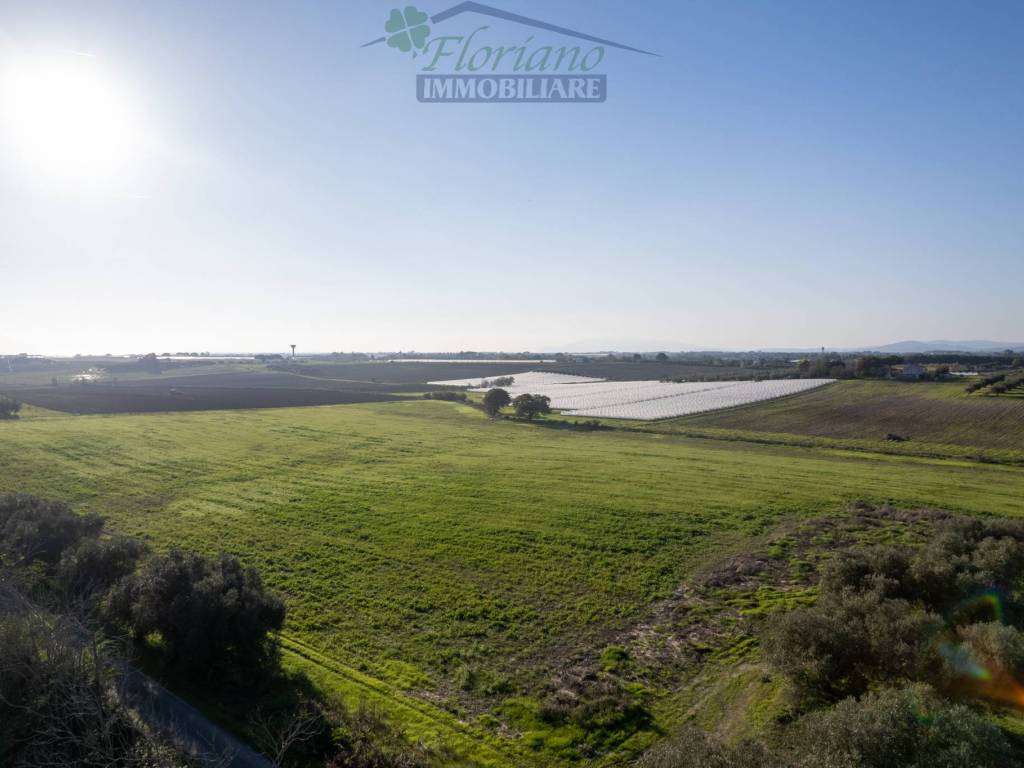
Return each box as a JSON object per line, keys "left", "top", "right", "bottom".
{"left": 105, "top": 549, "right": 286, "bottom": 679}
{"left": 512, "top": 394, "right": 551, "bottom": 420}
{"left": 0, "top": 395, "right": 21, "bottom": 420}
{"left": 655, "top": 352, "right": 669, "bottom": 362}
{"left": 482, "top": 388, "right": 511, "bottom": 416}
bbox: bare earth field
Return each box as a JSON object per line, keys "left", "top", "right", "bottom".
{"left": 679, "top": 379, "right": 1024, "bottom": 450}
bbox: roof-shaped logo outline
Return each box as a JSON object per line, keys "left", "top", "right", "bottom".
{"left": 363, "top": 2, "right": 659, "bottom": 57}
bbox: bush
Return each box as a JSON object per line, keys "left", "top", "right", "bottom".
{"left": 422, "top": 390, "right": 468, "bottom": 402}
{"left": 638, "top": 686, "right": 1011, "bottom": 768}
{"left": 106, "top": 549, "right": 286, "bottom": 679}
{"left": 957, "top": 621, "right": 1024, "bottom": 676}
{"left": 637, "top": 725, "right": 780, "bottom": 768}
{"left": 0, "top": 494, "right": 103, "bottom": 566}
{"left": 0, "top": 612, "right": 185, "bottom": 767}
{"left": 0, "top": 395, "right": 21, "bottom": 419}
{"left": 766, "top": 514, "right": 1024, "bottom": 703}
{"left": 791, "top": 685, "right": 1013, "bottom": 768}
{"left": 536, "top": 679, "right": 651, "bottom": 753}
{"left": 764, "top": 589, "right": 941, "bottom": 702}
{"left": 58, "top": 535, "right": 148, "bottom": 601}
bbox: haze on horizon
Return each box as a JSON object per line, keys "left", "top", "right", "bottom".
{"left": 2, "top": 1, "right": 1022, "bottom": 356}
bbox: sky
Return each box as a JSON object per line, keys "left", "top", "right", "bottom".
{"left": 1, "top": 0, "right": 1022, "bottom": 355}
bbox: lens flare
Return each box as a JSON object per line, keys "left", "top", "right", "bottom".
{"left": 934, "top": 590, "right": 1024, "bottom": 709}
{"left": 938, "top": 642, "right": 990, "bottom": 681}
{"left": 963, "top": 589, "right": 1005, "bottom": 623}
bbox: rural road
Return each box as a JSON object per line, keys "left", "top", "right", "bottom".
{"left": 117, "top": 666, "right": 274, "bottom": 768}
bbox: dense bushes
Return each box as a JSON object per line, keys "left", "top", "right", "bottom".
{"left": 791, "top": 685, "right": 1013, "bottom": 768}
{"left": 642, "top": 510, "right": 1024, "bottom": 767}
{"left": 0, "top": 494, "right": 103, "bottom": 566}
{"left": 765, "top": 515, "right": 1024, "bottom": 705}
{"left": 58, "top": 535, "right": 149, "bottom": 601}
{"left": 0, "top": 493, "right": 285, "bottom": 681}
{"left": 422, "top": 390, "right": 468, "bottom": 402}
{"left": 644, "top": 679, "right": 1013, "bottom": 768}
{"left": 106, "top": 549, "right": 286, "bottom": 679}
{"left": 637, "top": 725, "right": 777, "bottom": 768}
{"left": 0, "top": 610, "right": 186, "bottom": 767}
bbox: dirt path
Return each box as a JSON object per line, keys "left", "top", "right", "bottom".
{"left": 117, "top": 666, "right": 273, "bottom": 768}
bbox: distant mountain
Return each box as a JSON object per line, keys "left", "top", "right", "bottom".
{"left": 555, "top": 339, "right": 711, "bottom": 353}
{"left": 554, "top": 339, "right": 1024, "bottom": 355}
{"left": 864, "top": 340, "right": 1024, "bottom": 354}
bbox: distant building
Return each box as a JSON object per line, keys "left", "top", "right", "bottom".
{"left": 896, "top": 363, "right": 927, "bottom": 380}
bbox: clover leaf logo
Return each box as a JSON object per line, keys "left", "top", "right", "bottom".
{"left": 385, "top": 6, "right": 431, "bottom": 55}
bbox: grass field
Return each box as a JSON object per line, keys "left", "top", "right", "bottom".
{"left": 3, "top": 398, "right": 1024, "bottom": 763}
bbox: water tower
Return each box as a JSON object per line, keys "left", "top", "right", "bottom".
{"left": 290, "top": 344, "right": 296, "bottom": 359}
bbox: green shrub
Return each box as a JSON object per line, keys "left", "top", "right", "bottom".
{"left": 792, "top": 685, "right": 1013, "bottom": 768}
{"left": 422, "top": 390, "right": 468, "bottom": 402}
{"left": 58, "top": 535, "right": 148, "bottom": 600}
{"left": 638, "top": 686, "right": 1012, "bottom": 768}
{"left": 0, "top": 494, "right": 103, "bottom": 566}
{"left": 767, "top": 514, "right": 1024, "bottom": 703}
{"left": 637, "top": 725, "right": 780, "bottom": 768}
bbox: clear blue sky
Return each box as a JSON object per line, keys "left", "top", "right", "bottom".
{"left": 1, "top": 1, "right": 1021, "bottom": 354}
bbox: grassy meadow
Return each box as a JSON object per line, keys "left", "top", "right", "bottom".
{"left": 3, "top": 397, "right": 1024, "bottom": 763}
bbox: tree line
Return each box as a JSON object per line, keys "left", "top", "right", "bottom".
{"left": 482, "top": 388, "right": 551, "bottom": 419}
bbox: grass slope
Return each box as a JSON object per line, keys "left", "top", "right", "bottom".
{"left": 3, "top": 400, "right": 1024, "bottom": 763}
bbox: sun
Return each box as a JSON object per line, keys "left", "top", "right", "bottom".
{"left": 0, "top": 52, "right": 143, "bottom": 187}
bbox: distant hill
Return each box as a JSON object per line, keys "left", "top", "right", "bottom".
{"left": 556, "top": 339, "right": 711, "bottom": 353}
{"left": 865, "top": 340, "right": 1024, "bottom": 354}
{"left": 556, "top": 339, "right": 1024, "bottom": 355}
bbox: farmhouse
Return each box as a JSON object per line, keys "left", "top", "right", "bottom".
{"left": 896, "top": 363, "right": 927, "bottom": 381}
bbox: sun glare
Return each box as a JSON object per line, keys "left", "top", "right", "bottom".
{"left": 0, "top": 52, "right": 143, "bottom": 187}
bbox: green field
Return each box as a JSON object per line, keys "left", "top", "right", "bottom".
{"left": 3, "top": 398, "right": 1024, "bottom": 764}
